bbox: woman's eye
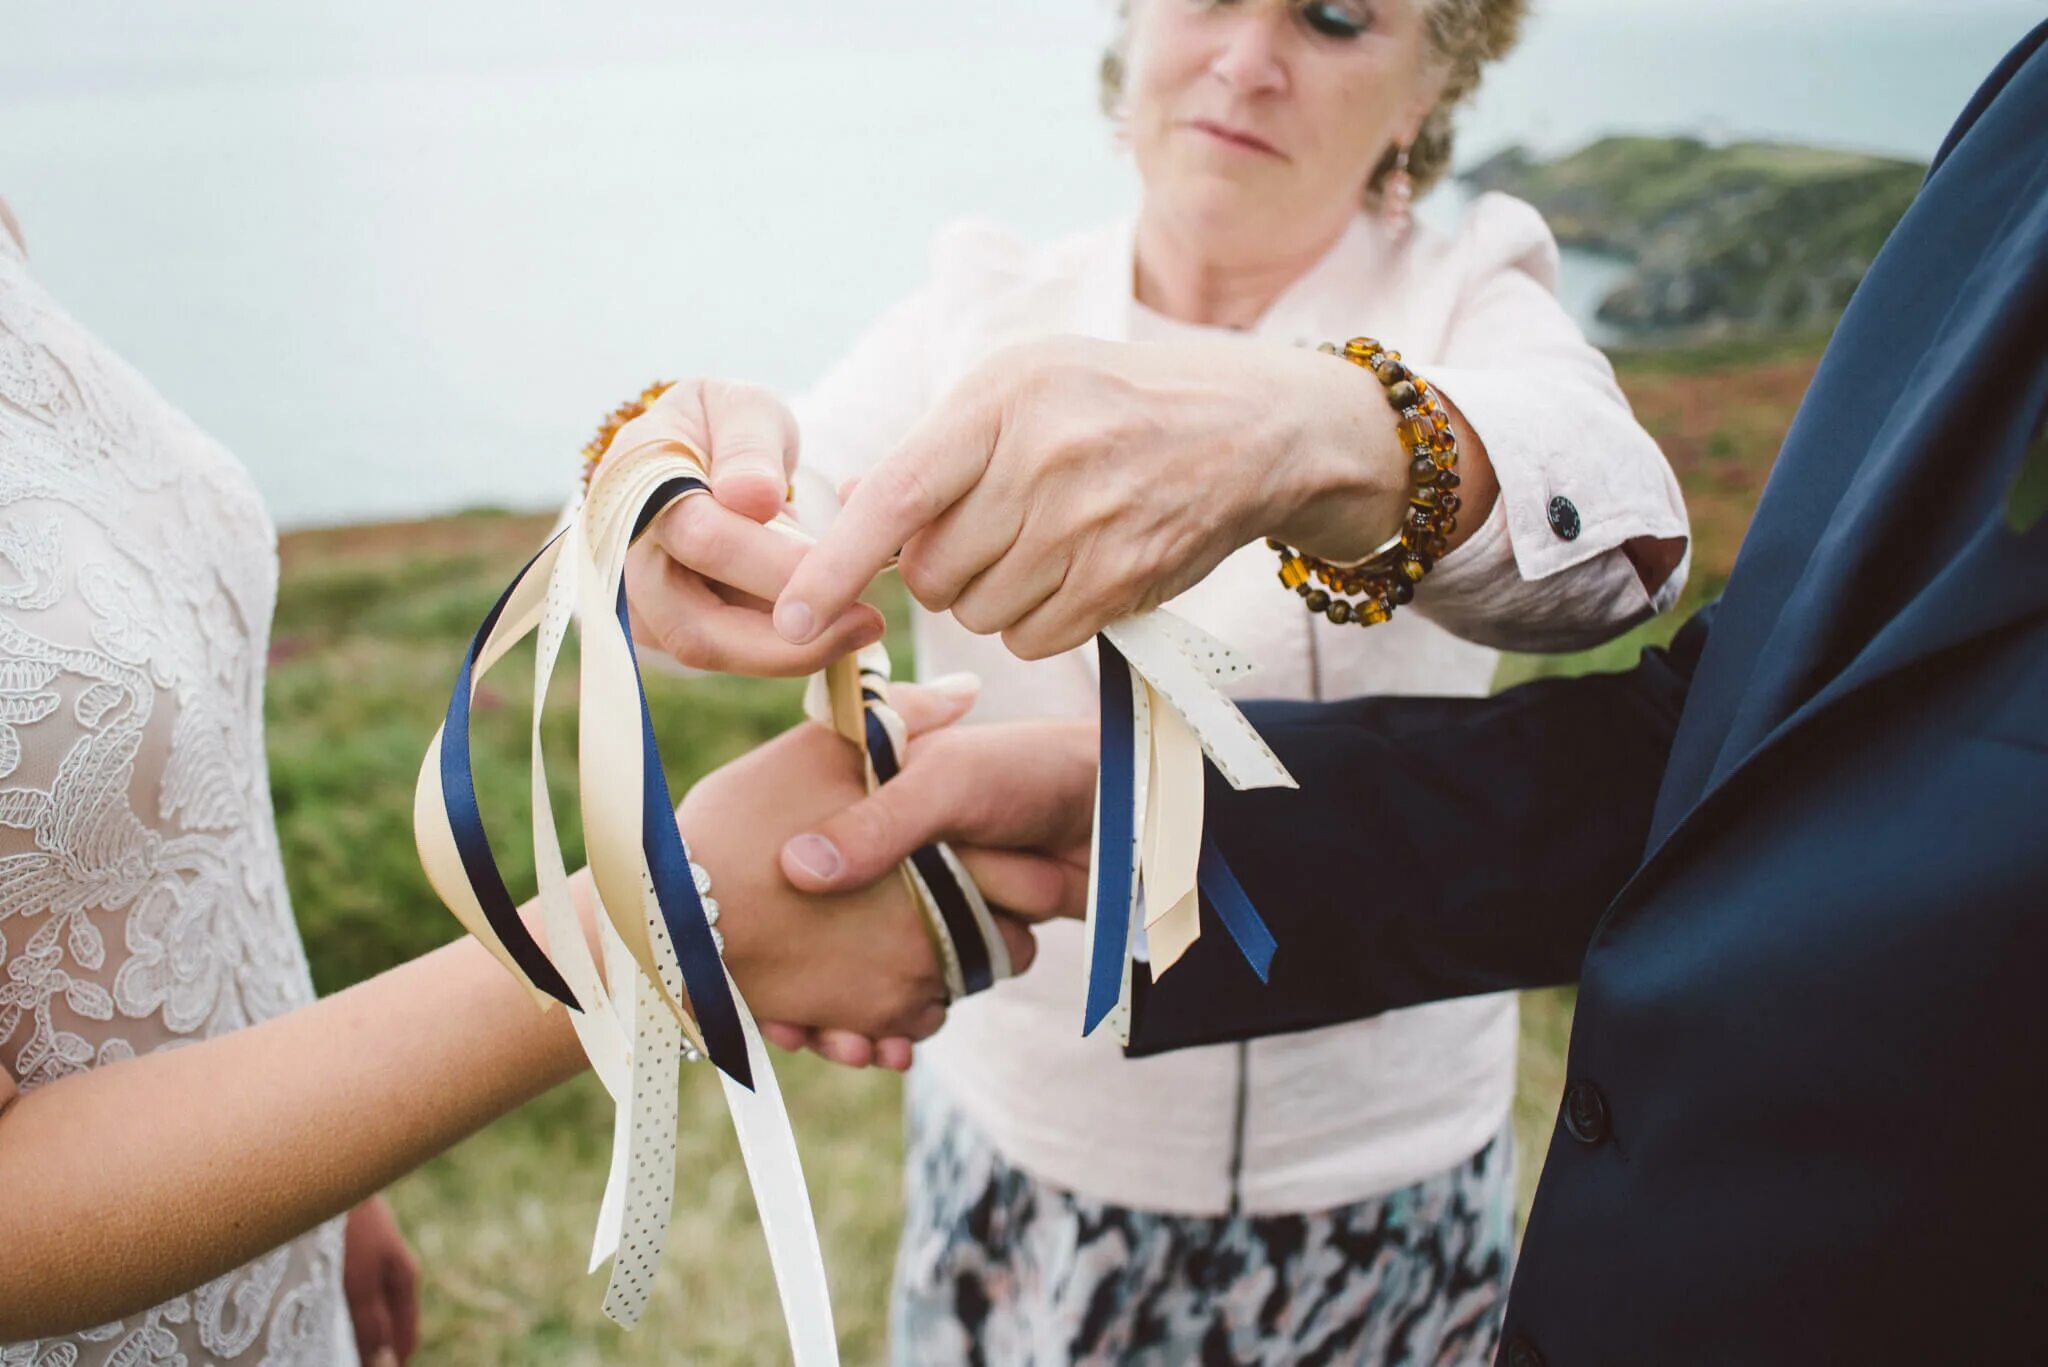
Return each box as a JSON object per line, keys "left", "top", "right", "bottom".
{"left": 1298, "top": 1, "right": 1372, "bottom": 38}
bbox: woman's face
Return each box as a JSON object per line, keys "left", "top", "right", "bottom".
{"left": 1125, "top": 0, "right": 1442, "bottom": 254}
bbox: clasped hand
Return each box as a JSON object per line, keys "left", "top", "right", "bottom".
{"left": 678, "top": 680, "right": 1094, "bottom": 1071}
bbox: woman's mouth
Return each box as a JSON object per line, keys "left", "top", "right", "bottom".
{"left": 1186, "top": 119, "right": 1287, "bottom": 161}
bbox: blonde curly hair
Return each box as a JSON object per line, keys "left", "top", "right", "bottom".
{"left": 1098, "top": 0, "right": 1529, "bottom": 205}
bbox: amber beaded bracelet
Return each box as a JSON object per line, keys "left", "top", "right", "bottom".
{"left": 1268, "top": 337, "right": 1462, "bottom": 627}
{"left": 581, "top": 380, "right": 676, "bottom": 490}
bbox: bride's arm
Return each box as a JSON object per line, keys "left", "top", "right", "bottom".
{"left": 0, "top": 891, "right": 587, "bottom": 1338}
{"left": 0, "top": 698, "right": 1021, "bottom": 1341}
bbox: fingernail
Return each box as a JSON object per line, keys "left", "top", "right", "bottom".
{"left": 785, "top": 834, "right": 843, "bottom": 881}
{"left": 372, "top": 1350, "right": 400, "bottom": 1367}
{"left": 774, "top": 598, "right": 815, "bottom": 643}
{"left": 928, "top": 671, "right": 981, "bottom": 698}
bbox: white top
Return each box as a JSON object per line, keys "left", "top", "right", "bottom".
{"left": 793, "top": 196, "right": 1691, "bottom": 1217}
{"left": 0, "top": 223, "right": 351, "bottom": 1360}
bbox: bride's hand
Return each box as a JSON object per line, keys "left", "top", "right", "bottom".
{"left": 622, "top": 379, "right": 886, "bottom": 676}
{"left": 770, "top": 335, "right": 1423, "bottom": 660}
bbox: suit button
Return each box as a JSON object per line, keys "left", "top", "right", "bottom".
{"left": 1547, "top": 495, "right": 1582, "bottom": 540}
{"left": 1564, "top": 1079, "right": 1610, "bottom": 1145}
{"left": 1505, "top": 1334, "right": 1547, "bottom": 1367}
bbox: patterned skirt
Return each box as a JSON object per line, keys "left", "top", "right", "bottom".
{"left": 891, "top": 1074, "right": 1516, "bottom": 1366}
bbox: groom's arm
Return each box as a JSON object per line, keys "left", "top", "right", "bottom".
{"left": 1126, "top": 603, "right": 1713, "bottom": 1056}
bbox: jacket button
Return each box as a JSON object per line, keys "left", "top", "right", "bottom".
{"left": 1564, "top": 1079, "right": 1610, "bottom": 1144}
{"left": 1547, "top": 495, "right": 1582, "bottom": 540}
{"left": 1505, "top": 1334, "right": 1547, "bottom": 1367}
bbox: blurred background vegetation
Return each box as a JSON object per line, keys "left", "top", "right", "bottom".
{"left": 268, "top": 325, "right": 1822, "bottom": 1362}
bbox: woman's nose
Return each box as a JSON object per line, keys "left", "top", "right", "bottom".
{"left": 1207, "top": 5, "right": 1290, "bottom": 95}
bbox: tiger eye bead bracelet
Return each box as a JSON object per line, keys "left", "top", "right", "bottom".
{"left": 1269, "top": 336, "right": 1462, "bottom": 628}
{"left": 581, "top": 380, "right": 676, "bottom": 491}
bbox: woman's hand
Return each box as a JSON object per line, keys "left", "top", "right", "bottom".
{"left": 622, "top": 379, "right": 886, "bottom": 676}
{"left": 342, "top": 1195, "right": 419, "bottom": 1367}
{"left": 771, "top": 336, "right": 1418, "bottom": 660}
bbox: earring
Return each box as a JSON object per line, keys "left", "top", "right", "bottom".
{"left": 1383, "top": 146, "right": 1414, "bottom": 236}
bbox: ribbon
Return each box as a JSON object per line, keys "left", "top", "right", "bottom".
{"left": 1081, "top": 613, "right": 1295, "bottom": 1043}
{"left": 803, "top": 648, "right": 1013, "bottom": 1000}
{"left": 414, "top": 401, "right": 1026, "bottom": 1359}
{"left": 412, "top": 388, "right": 1277, "bottom": 1346}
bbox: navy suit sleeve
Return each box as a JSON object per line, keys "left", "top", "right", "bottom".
{"left": 1126, "top": 604, "right": 1713, "bottom": 1056}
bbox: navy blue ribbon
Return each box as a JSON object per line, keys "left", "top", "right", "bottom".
{"left": 861, "top": 692, "right": 997, "bottom": 996}
{"left": 1196, "top": 835, "right": 1276, "bottom": 982}
{"left": 439, "top": 532, "right": 580, "bottom": 1009}
{"left": 438, "top": 476, "right": 757, "bottom": 1087}
{"left": 1083, "top": 637, "right": 1139, "bottom": 1033}
{"left": 616, "top": 477, "right": 753, "bottom": 1088}
{"left": 1083, "top": 633, "right": 1277, "bottom": 1035}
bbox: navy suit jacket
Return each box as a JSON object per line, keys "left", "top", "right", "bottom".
{"left": 1130, "top": 24, "right": 2048, "bottom": 1365}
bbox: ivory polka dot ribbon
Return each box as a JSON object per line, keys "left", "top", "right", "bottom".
{"left": 412, "top": 403, "right": 1015, "bottom": 1361}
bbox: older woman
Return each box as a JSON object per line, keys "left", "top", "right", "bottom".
{"left": 632, "top": 0, "right": 1689, "bottom": 1361}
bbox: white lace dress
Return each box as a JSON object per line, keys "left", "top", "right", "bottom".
{"left": 0, "top": 222, "right": 350, "bottom": 1364}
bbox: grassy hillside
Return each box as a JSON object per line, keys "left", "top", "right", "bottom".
{"left": 268, "top": 340, "right": 1816, "bottom": 1362}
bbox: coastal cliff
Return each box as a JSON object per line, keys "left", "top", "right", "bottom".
{"left": 1463, "top": 136, "right": 1924, "bottom": 337}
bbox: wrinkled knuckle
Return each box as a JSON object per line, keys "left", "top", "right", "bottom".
{"left": 664, "top": 501, "right": 727, "bottom": 568}
{"left": 655, "top": 610, "right": 712, "bottom": 664}
{"left": 1041, "top": 424, "right": 1101, "bottom": 478}
{"left": 872, "top": 460, "right": 942, "bottom": 523}
{"left": 895, "top": 546, "right": 945, "bottom": 606}
{"left": 952, "top": 596, "right": 1006, "bottom": 638}
{"left": 650, "top": 608, "right": 702, "bottom": 663}
{"left": 1001, "top": 622, "right": 1055, "bottom": 662}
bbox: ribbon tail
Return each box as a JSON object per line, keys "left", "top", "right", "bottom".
{"left": 1195, "top": 833, "right": 1276, "bottom": 983}
{"left": 427, "top": 532, "right": 579, "bottom": 1007}
{"left": 617, "top": 580, "right": 753, "bottom": 1090}
{"left": 718, "top": 976, "right": 839, "bottom": 1365}
{"left": 1083, "top": 635, "right": 1139, "bottom": 1036}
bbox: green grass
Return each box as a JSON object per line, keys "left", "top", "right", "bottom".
{"left": 269, "top": 340, "right": 1812, "bottom": 1362}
